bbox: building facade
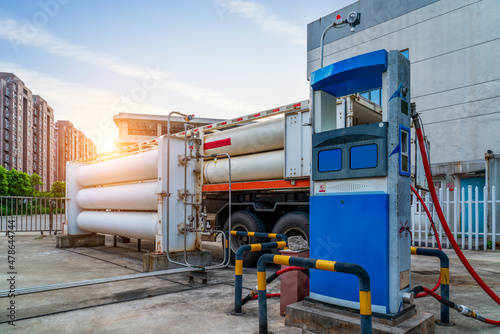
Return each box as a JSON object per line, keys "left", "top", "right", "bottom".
{"left": 55, "top": 120, "right": 96, "bottom": 182}
{"left": 113, "top": 113, "right": 222, "bottom": 148}
{"left": 0, "top": 73, "right": 57, "bottom": 192}
{"left": 33, "top": 95, "right": 55, "bottom": 192}
{"left": 307, "top": 0, "right": 500, "bottom": 193}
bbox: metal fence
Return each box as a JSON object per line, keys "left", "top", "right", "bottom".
{"left": 0, "top": 196, "right": 67, "bottom": 235}
{"left": 412, "top": 186, "right": 498, "bottom": 251}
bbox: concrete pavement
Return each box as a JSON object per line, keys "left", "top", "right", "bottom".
{"left": 0, "top": 234, "right": 499, "bottom": 333}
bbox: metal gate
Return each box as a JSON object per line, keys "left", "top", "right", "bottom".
{"left": 0, "top": 196, "right": 67, "bottom": 235}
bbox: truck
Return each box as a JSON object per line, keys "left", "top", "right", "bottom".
{"left": 68, "top": 94, "right": 382, "bottom": 266}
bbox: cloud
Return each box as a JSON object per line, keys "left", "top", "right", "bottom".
{"left": 0, "top": 18, "right": 257, "bottom": 113}
{"left": 0, "top": 62, "right": 174, "bottom": 152}
{"left": 216, "top": 0, "right": 306, "bottom": 45}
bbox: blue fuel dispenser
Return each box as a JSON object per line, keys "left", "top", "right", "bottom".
{"left": 309, "top": 49, "right": 411, "bottom": 315}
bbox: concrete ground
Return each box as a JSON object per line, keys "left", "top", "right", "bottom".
{"left": 0, "top": 234, "right": 499, "bottom": 334}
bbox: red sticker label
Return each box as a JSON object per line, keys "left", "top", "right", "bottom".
{"left": 204, "top": 138, "right": 231, "bottom": 150}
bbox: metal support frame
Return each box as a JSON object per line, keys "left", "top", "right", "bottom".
{"left": 232, "top": 240, "right": 288, "bottom": 315}
{"left": 411, "top": 247, "right": 451, "bottom": 325}
{"left": 257, "top": 254, "right": 371, "bottom": 334}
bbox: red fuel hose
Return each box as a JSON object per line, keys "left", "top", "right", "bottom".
{"left": 414, "top": 112, "right": 500, "bottom": 306}
{"left": 411, "top": 185, "right": 442, "bottom": 250}
{"left": 277, "top": 266, "right": 305, "bottom": 276}
{"left": 242, "top": 266, "right": 306, "bottom": 304}
{"left": 411, "top": 185, "right": 442, "bottom": 298}
{"left": 251, "top": 293, "right": 280, "bottom": 300}
{"left": 414, "top": 286, "right": 500, "bottom": 326}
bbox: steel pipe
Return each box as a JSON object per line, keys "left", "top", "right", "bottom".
{"left": 77, "top": 150, "right": 158, "bottom": 187}
{"left": 204, "top": 117, "right": 284, "bottom": 157}
{"left": 204, "top": 150, "right": 283, "bottom": 184}
{"left": 76, "top": 182, "right": 157, "bottom": 211}
{"left": 76, "top": 211, "right": 157, "bottom": 240}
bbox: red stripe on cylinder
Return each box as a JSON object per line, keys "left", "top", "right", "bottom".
{"left": 273, "top": 108, "right": 280, "bottom": 112}
{"left": 221, "top": 122, "right": 227, "bottom": 125}
{"left": 293, "top": 103, "right": 301, "bottom": 108}
{"left": 254, "top": 113, "right": 261, "bottom": 117}
{"left": 237, "top": 118, "right": 243, "bottom": 121}
{"left": 204, "top": 138, "right": 232, "bottom": 150}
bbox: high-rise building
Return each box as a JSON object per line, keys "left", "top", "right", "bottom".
{"left": 33, "top": 95, "right": 55, "bottom": 192}
{"left": 55, "top": 120, "right": 96, "bottom": 182}
{"left": 0, "top": 73, "right": 57, "bottom": 191}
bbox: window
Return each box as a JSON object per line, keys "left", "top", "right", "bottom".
{"left": 5, "top": 154, "right": 9, "bottom": 162}
{"left": 13, "top": 156, "right": 16, "bottom": 164}
{"left": 360, "top": 88, "right": 382, "bottom": 106}
{"left": 399, "top": 126, "right": 410, "bottom": 176}
{"left": 319, "top": 149, "right": 342, "bottom": 172}
{"left": 351, "top": 144, "right": 378, "bottom": 169}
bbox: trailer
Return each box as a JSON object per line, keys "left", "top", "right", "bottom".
{"left": 67, "top": 95, "right": 382, "bottom": 266}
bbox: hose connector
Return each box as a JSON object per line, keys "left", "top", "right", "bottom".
{"left": 455, "top": 304, "right": 474, "bottom": 317}
{"left": 410, "top": 102, "right": 421, "bottom": 129}
{"left": 402, "top": 292, "right": 414, "bottom": 305}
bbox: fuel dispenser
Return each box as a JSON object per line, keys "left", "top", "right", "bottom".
{"left": 309, "top": 49, "right": 412, "bottom": 315}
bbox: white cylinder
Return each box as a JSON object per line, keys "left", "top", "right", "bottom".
{"left": 76, "top": 211, "right": 157, "bottom": 240}
{"left": 204, "top": 117, "right": 284, "bottom": 157}
{"left": 77, "top": 150, "right": 158, "bottom": 187}
{"left": 203, "top": 150, "right": 284, "bottom": 184}
{"left": 76, "top": 182, "right": 158, "bottom": 211}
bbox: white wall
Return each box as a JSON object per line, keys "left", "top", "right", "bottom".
{"left": 307, "top": 0, "right": 500, "bottom": 165}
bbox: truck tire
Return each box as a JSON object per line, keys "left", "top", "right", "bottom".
{"left": 271, "top": 212, "right": 309, "bottom": 247}
{"left": 223, "top": 211, "right": 268, "bottom": 267}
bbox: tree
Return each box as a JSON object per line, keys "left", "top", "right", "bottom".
{"left": 7, "top": 169, "right": 31, "bottom": 196}
{"left": 51, "top": 181, "right": 66, "bottom": 197}
{"left": 30, "top": 173, "right": 44, "bottom": 195}
{"left": 0, "top": 166, "right": 8, "bottom": 196}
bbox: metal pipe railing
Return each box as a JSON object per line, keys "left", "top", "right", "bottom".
{"left": 230, "top": 231, "right": 288, "bottom": 246}
{"left": 411, "top": 247, "right": 450, "bottom": 325}
{"left": 233, "top": 241, "right": 287, "bottom": 315}
{"left": 256, "top": 254, "right": 372, "bottom": 334}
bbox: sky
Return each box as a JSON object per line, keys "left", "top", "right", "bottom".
{"left": 0, "top": 0, "right": 353, "bottom": 152}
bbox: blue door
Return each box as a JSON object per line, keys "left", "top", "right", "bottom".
{"left": 461, "top": 177, "right": 485, "bottom": 233}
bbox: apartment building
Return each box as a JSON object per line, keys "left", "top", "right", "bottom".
{"left": 0, "top": 73, "right": 57, "bottom": 192}
{"left": 32, "top": 95, "right": 55, "bottom": 192}
{"left": 55, "top": 120, "right": 96, "bottom": 182}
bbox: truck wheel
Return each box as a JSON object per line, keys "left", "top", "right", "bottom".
{"left": 223, "top": 211, "right": 267, "bottom": 267}
{"left": 271, "top": 212, "right": 310, "bottom": 247}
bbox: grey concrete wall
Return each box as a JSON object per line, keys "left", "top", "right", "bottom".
{"left": 307, "top": 0, "right": 500, "bottom": 166}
